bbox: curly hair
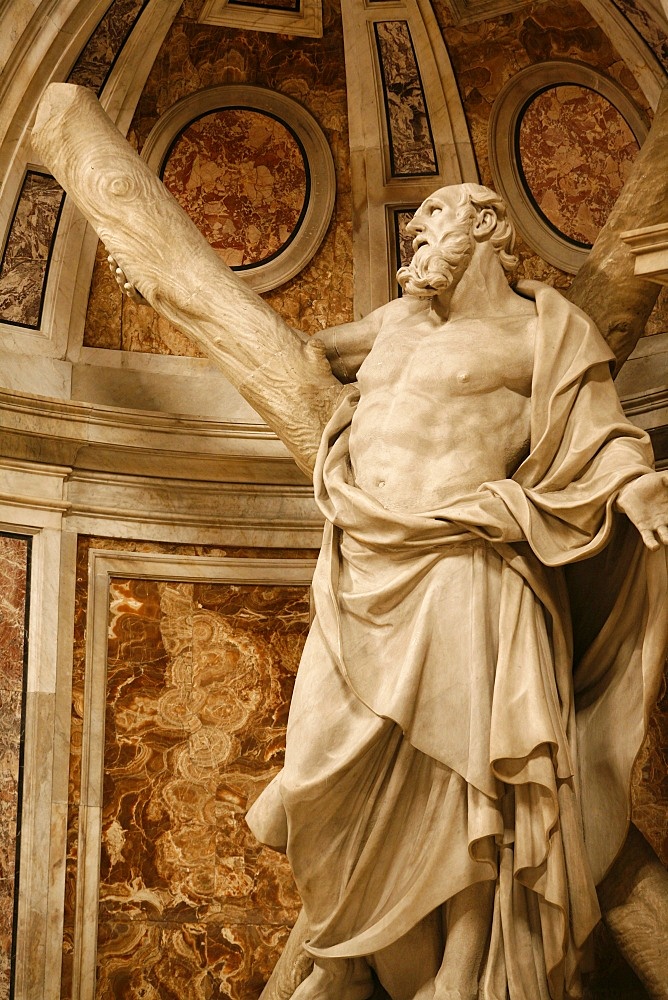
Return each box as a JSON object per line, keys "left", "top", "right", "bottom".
{"left": 443, "top": 183, "right": 518, "bottom": 272}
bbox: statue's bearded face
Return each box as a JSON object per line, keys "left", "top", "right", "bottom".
{"left": 397, "top": 195, "right": 475, "bottom": 298}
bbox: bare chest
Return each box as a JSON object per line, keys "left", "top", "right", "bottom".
{"left": 357, "top": 316, "right": 535, "bottom": 399}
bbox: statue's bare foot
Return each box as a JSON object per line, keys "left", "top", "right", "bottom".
{"left": 290, "top": 957, "right": 373, "bottom": 1000}
{"left": 106, "top": 253, "right": 148, "bottom": 305}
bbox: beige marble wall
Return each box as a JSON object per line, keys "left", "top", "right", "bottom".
{"left": 0, "top": 533, "right": 30, "bottom": 1000}
{"left": 83, "top": 0, "right": 353, "bottom": 353}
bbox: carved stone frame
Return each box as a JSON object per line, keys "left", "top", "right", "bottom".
{"left": 488, "top": 61, "right": 649, "bottom": 273}
{"left": 141, "top": 85, "right": 336, "bottom": 293}
{"left": 198, "top": 0, "right": 323, "bottom": 38}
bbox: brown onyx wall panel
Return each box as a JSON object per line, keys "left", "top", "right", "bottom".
{"left": 83, "top": 0, "right": 352, "bottom": 354}
{"left": 374, "top": 21, "right": 438, "bottom": 177}
{"left": 67, "top": 0, "right": 149, "bottom": 93}
{"left": 517, "top": 85, "right": 640, "bottom": 247}
{"left": 96, "top": 578, "right": 307, "bottom": 998}
{"left": 63, "top": 538, "right": 317, "bottom": 1000}
{"left": 0, "top": 533, "right": 30, "bottom": 1000}
{"left": 161, "top": 109, "right": 308, "bottom": 269}
{"left": 0, "top": 172, "right": 64, "bottom": 328}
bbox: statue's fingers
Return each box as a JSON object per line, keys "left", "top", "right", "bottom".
{"left": 656, "top": 524, "right": 668, "bottom": 546}
{"left": 640, "top": 528, "right": 660, "bottom": 551}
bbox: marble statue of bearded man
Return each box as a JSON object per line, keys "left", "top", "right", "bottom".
{"left": 247, "top": 184, "right": 668, "bottom": 1000}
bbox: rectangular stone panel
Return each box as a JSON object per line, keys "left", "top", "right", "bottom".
{"left": 0, "top": 533, "right": 31, "bottom": 1000}
{"left": 67, "top": 0, "right": 149, "bottom": 94}
{"left": 374, "top": 21, "right": 438, "bottom": 178}
{"left": 95, "top": 576, "right": 310, "bottom": 998}
{"left": 0, "top": 172, "right": 64, "bottom": 329}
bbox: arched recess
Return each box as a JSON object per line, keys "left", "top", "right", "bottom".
{"left": 340, "top": 0, "right": 478, "bottom": 316}
{"left": 489, "top": 60, "right": 649, "bottom": 273}
{"left": 0, "top": 0, "right": 183, "bottom": 384}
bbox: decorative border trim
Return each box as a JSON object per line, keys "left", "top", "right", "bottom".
{"left": 488, "top": 61, "right": 648, "bottom": 273}
{"left": 141, "top": 85, "right": 335, "bottom": 293}
{"left": 198, "top": 0, "right": 322, "bottom": 37}
{"left": 72, "top": 550, "right": 316, "bottom": 999}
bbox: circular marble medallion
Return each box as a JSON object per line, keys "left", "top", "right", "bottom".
{"left": 489, "top": 62, "right": 648, "bottom": 272}
{"left": 161, "top": 108, "right": 309, "bottom": 270}
{"left": 517, "top": 85, "right": 640, "bottom": 248}
{"left": 142, "top": 85, "right": 335, "bottom": 292}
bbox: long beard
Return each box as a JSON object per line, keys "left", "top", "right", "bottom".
{"left": 397, "top": 228, "right": 474, "bottom": 298}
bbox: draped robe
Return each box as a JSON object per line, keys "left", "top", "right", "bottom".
{"left": 247, "top": 282, "right": 668, "bottom": 999}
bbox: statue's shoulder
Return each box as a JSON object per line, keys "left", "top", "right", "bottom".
{"left": 374, "top": 293, "right": 431, "bottom": 324}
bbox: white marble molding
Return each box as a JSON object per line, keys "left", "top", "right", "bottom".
{"left": 340, "top": 0, "right": 478, "bottom": 315}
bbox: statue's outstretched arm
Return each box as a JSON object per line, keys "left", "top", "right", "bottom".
{"left": 31, "top": 83, "right": 346, "bottom": 477}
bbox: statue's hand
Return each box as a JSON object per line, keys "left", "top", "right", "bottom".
{"left": 107, "top": 253, "right": 148, "bottom": 305}
{"left": 615, "top": 472, "right": 668, "bottom": 550}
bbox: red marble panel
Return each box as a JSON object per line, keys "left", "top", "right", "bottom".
{"left": 162, "top": 109, "right": 307, "bottom": 268}
{"left": 83, "top": 0, "right": 352, "bottom": 353}
{"left": 0, "top": 534, "right": 30, "bottom": 1000}
{"left": 518, "top": 85, "right": 640, "bottom": 246}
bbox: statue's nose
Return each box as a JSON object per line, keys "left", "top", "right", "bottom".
{"left": 406, "top": 217, "right": 424, "bottom": 236}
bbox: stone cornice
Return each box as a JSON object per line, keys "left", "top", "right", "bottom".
{"left": 0, "top": 387, "right": 309, "bottom": 486}
{"left": 621, "top": 223, "right": 668, "bottom": 285}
